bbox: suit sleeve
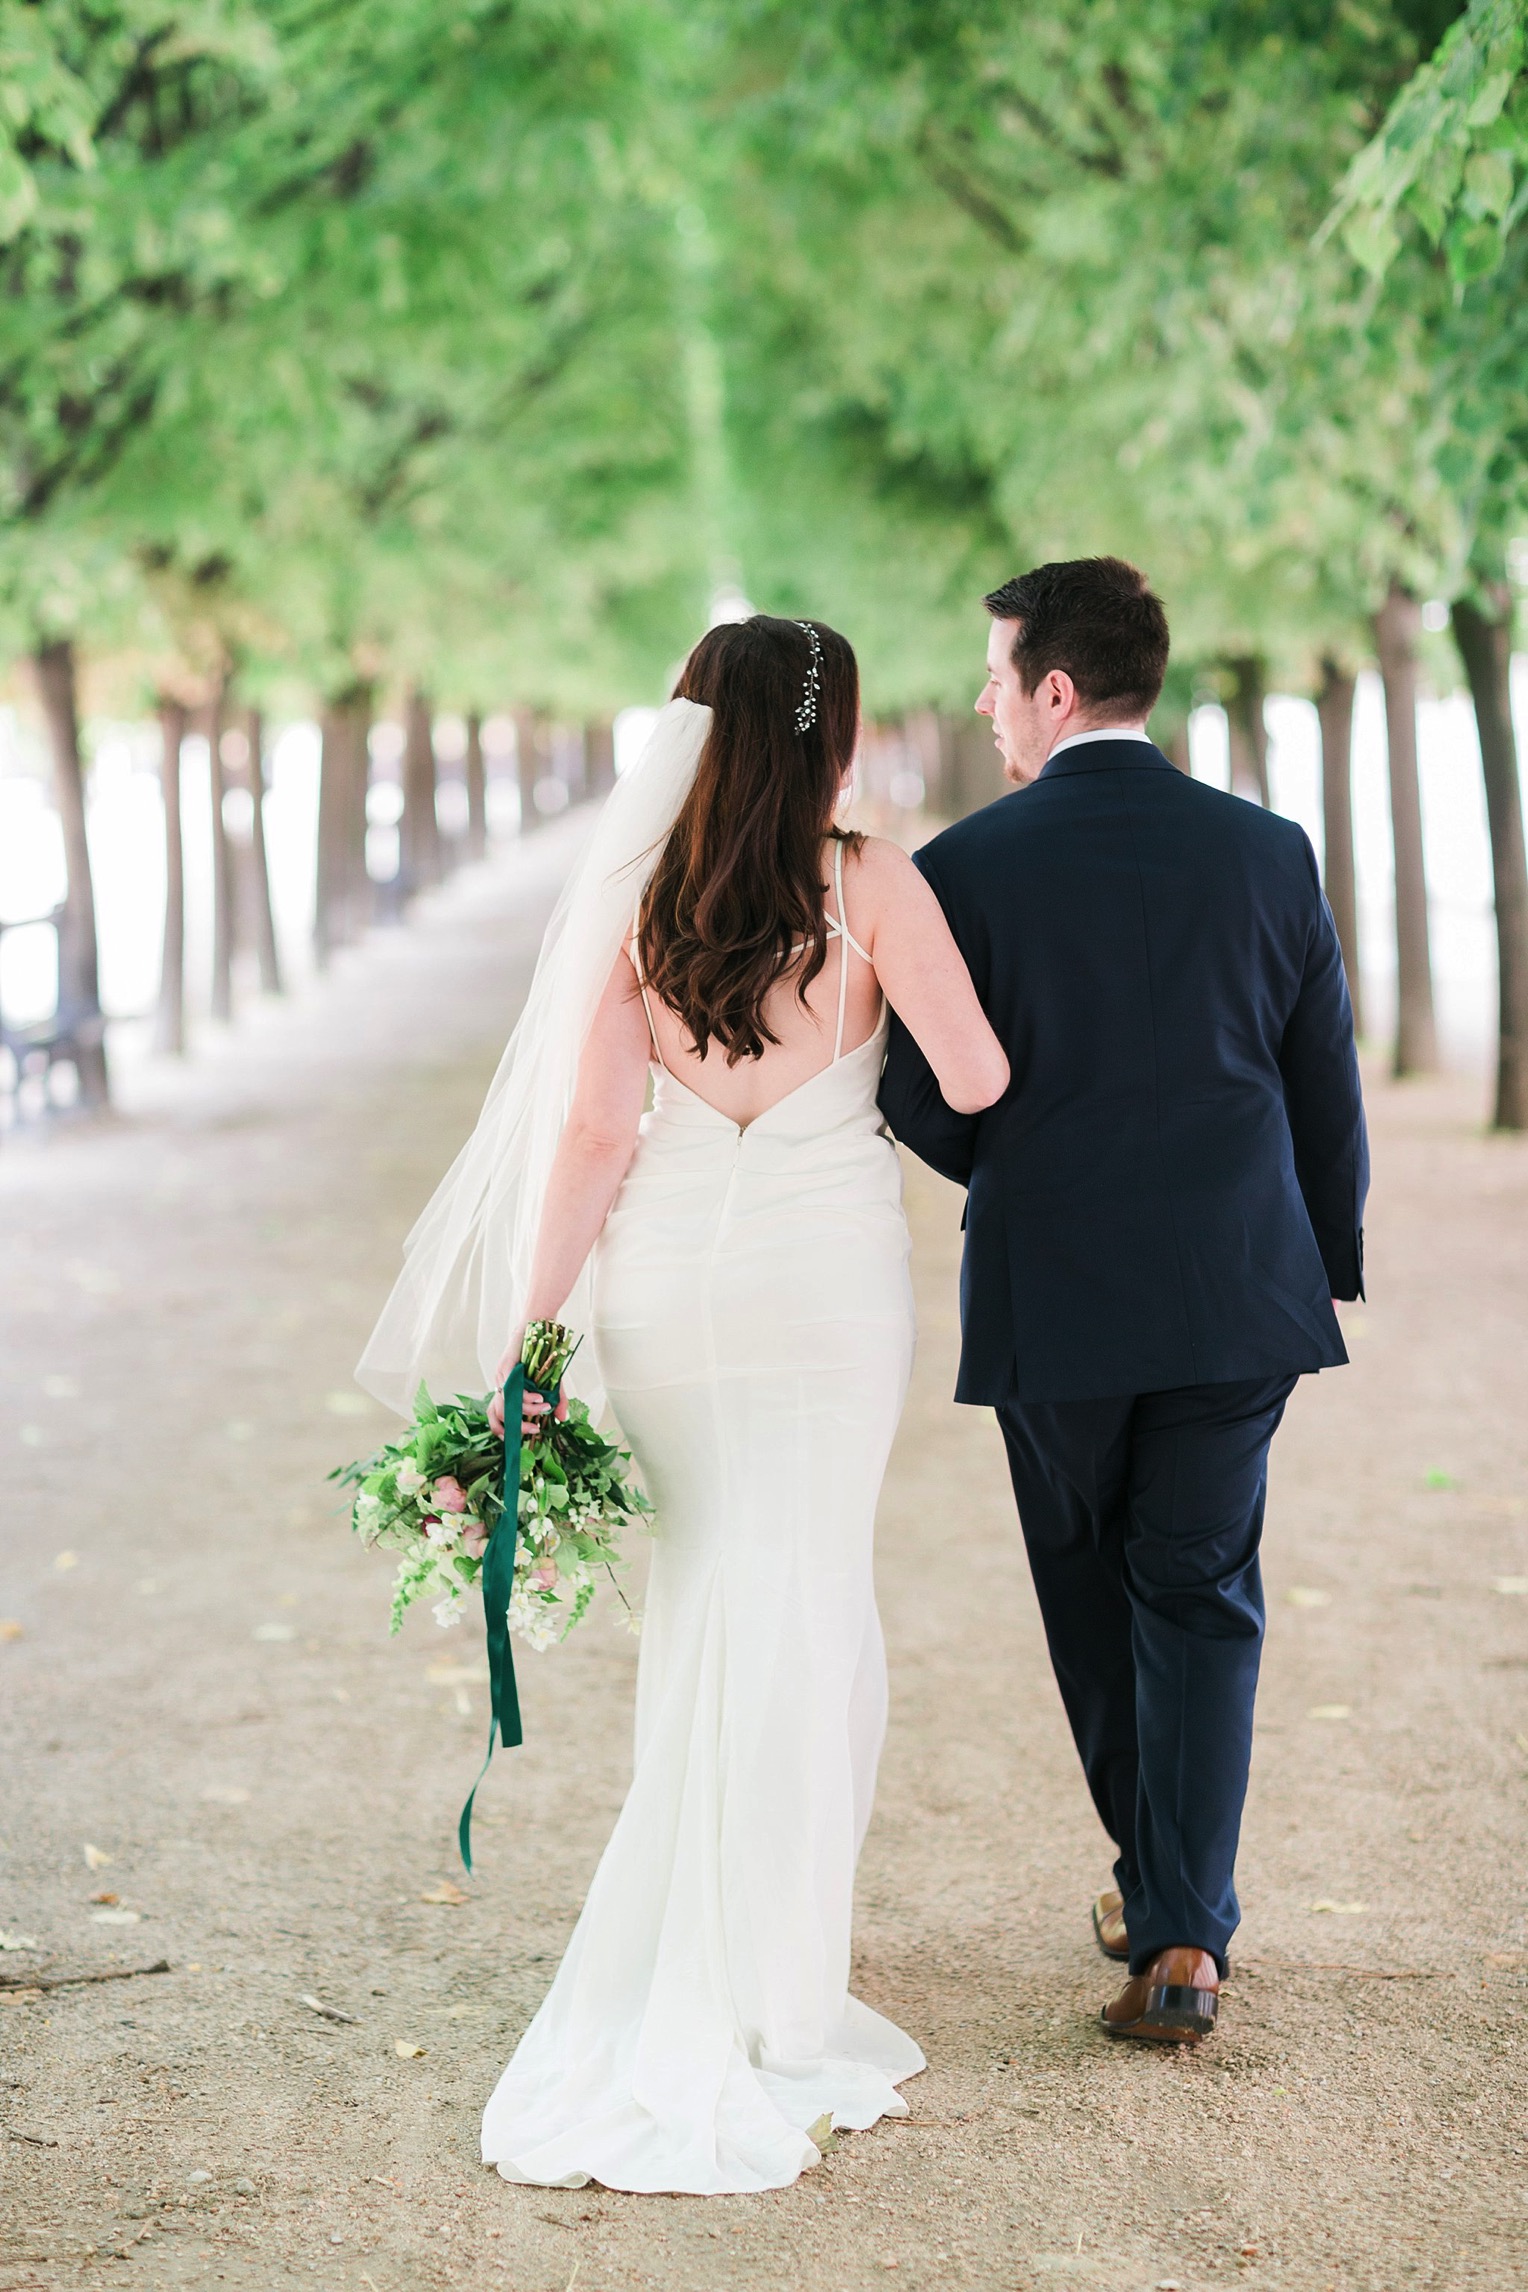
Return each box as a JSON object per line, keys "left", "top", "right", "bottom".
{"left": 876, "top": 847, "right": 982, "bottom": 1188}
{"left": 1279, "top": 839, "right": 1369, "bottom": 1300}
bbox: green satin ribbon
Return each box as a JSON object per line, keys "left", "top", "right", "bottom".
{"left": 457, "top": 1360, "right": 556, "bottom": 1875}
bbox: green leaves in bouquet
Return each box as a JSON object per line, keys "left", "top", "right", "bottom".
{"left": 331, "top": 1351, "right": 652, "bottom": 1648}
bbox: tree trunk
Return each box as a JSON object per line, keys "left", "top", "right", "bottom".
{"left": 586, "top": 719, "right": 616, "bottom": 797}
{"left": 153, "top": 697, "right": 188, "bottom": 1055}
{"left": 465, "top": 712, "right": 488, "bottom": 858}
{"left": 244, "top": 709, "right": 283, "bottom": 995}
{"left": 401, "top": 687, "right": 441, "bottom": 890}
{"left": 1452, "top": 589, "right": 1528, "bottom": 1130}
{"left": 207, "top": 675, "right": 234, "bottom": 1023}
{"left": 563, "top": 723, "right": 588, "bottom": 804}
{"left": 314, "top": 701, "right": 349, "bottom": 967}
{"left": 1373, "top": 580, "right": 1437, "bottom": 1075}
{"left": 1316, "top": 658, "right": 1362, "bottom": 1038}
{"left": 344, "top": 690, "right": 373, "bottom": 934}
{"left": 1225, "top": 655, "right": 1271, "bottom": 805}
{"left": 31, "top": 637, "right": 109, "bottom": 1106}
{"left": 514, "top": 708, "right": 544, "bottom": 833}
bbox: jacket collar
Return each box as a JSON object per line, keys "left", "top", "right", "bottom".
{"left": 1037, "top": 738, "right": 1178, "bottom": 781}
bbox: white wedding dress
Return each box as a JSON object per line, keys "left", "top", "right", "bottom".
{"left": 480, "top": 845, "right": 925, "bottom": 2193}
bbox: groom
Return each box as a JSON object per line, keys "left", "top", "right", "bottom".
{"left": 880, "top": 557, "right": 1368, "bottom": 2045}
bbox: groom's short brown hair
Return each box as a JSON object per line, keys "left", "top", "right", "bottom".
{"left": 983, "top": 557, "right": 1169, "bottom": 718}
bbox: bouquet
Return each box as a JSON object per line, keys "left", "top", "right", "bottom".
{"left": 332, "top": 1321, "right": 652, "bottom": 1650}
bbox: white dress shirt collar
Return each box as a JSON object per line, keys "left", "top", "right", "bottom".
{"left": 1046, "top": 725, "right": 1153, "bottom": 762}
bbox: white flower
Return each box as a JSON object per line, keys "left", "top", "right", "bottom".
{"left": 507, "top": 1586, "right": 559, "bottom": 1650}
{"left": 395, "top": 1460, "right": 425, "bottom": 1497}
{"left": 612, "top": 1607, "right": 643, "bottom": 1637}
{"left": 423, "top": 1516, "right": 459, "bottom": 1551}
{"left": 432, "top": 1595, "right": 464, "bottom": 1629}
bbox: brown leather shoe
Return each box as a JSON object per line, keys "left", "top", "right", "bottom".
{"left": 1092, "top": 1889, "right": 1129, "bottom": 1961}
{"left": 1101, "top": 1946, "right": 1219, "bottom": 2045}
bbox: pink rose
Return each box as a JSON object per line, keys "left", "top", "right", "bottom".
{"left": 531, "top": 1559, "right": 559, "bottom": 1592}
{"left": 462, "top": 1521, "right": 489, "bottom": 1560}
{"left": 432, "top": 1476, "right": 469, "bottom": 1514}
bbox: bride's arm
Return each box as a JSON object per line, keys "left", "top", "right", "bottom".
{"left": 488, "top": 949, "right": 650, "bottom": 1431}
{"left": 854, "top": 839, "right": 1009, "bottom": 1114}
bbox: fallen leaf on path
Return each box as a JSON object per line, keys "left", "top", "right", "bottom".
{"left": 1423, "top": 1470, "right": 1456, "bottom": 1490}
{"left": 252, "top": 1623, "right": 295, "bottom": 1642}
{"left": 88, "top": 1892, "right": 118, "bottom": 1906}
{"left": 298, "top": 1993, "right": 357, "bottom": 2024}
{"left": 1285, "top": 1587, "right": 1331, "bottom": 1608}
{"left": 83, "top": 1844, "right": 113, "bottom": 1869}
{"left": 420, "top": 1880, "right": 469, "bottom": 1906}
{"left": 91, "top": 1909, "right": 141, "bottom": 1925}
{"left": 1310, "top": 1900, "right": 1368, "bottom": 1915}
{"left": 0, "top": 1620, "right": 23, "bottom": 1641}
{"left": 806, "top": 2111, "right": 838, "bottom": 2153}
{"left": 393, "top": 2041, "right": 426, "bottom": 2059}
{"left": 0, "top": 1933, "right": 40, "bottom": 1951}
{"left": 201, "top": 1786, "right": 251, "bottom": 1805}
{"left": 1307, "top": 1704, "right": 1352, "bottom": 1720}
{"left": 1493, "top": 1577, "right": 1528, "bottom": 1596}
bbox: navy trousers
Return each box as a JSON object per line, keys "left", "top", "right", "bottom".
{"left": 997, "top": 1374, "right": 1297, "bottom": 1975}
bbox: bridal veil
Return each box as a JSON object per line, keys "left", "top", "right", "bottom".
{"left": 355, "top": 698, "right": 711, "bottom": 1422}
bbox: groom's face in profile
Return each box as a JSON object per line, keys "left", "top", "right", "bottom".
{"left": 978, "top": 617, "right": 1061, "bottom": 788}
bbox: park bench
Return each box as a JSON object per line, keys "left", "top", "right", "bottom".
{"left": 0, "top": 906, "right": 106, "bottom": 1128}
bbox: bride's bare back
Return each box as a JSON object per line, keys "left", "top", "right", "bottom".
{"left": 627, "top": 834, "right": 1005, "bottom": 1130}
{"left": 631, "top": 838, "right": 881, "bottom": 1128}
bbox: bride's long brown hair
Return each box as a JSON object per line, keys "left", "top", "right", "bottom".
{"left": 638, "top": 615, "right": 862, "bottom": 1064}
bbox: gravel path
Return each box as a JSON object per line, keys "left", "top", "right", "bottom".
{"left": 2, "top": 823, "right": 1525, "bottom": 2292}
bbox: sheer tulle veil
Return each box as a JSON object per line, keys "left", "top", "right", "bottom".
{"left": 355, "top": 698, "right": 712, "bottom": 1423}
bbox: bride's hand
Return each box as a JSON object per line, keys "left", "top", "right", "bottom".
{"left": 488, "top": 1331, "right": 569, "bottom": 1440}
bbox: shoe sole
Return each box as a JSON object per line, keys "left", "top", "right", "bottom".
{"left": 1100, "top": 1985, "right": 1218, "bottom": 2045}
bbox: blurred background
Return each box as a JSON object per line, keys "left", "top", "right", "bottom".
{"left": 2, "top": 0, "right": 1526, "bottom": 1128}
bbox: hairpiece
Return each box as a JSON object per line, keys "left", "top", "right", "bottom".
{"left": 793, "top": 621, "right": 822, "bottom": 734}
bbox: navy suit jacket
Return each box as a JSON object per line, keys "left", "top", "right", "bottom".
{"left": 878, "top": 739, "right": 1369, "bottom": 1406}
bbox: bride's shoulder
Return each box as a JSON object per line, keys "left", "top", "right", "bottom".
{"left": 842, "top": 832, "right": 916, "bottom": 877}
{"left": 842, "top": 833, "right": 921, "bottom": 901}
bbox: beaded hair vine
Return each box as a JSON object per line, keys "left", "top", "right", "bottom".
{"left": 793, "top": 621, "right": 822, "bottom": 734}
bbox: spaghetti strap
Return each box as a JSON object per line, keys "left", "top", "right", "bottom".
{"left": 830, "top": 842, "right": 850, "bottom": 1062}
{"left": 630, "top": 900, "right": 668, "bottom": 1075}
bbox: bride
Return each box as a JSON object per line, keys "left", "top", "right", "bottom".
{"left": 361, "top": 615, "right": 1007, "bottom": 2195}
